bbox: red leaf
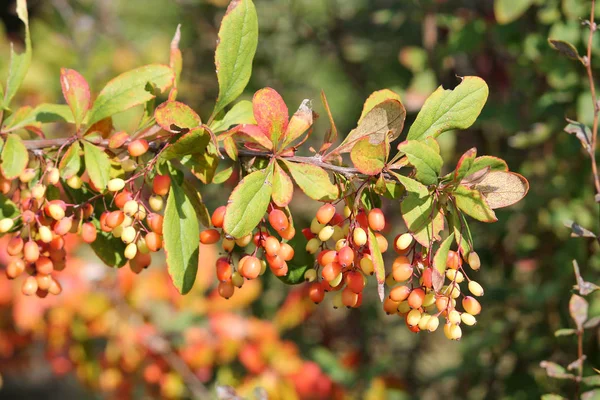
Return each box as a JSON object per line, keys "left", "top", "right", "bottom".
{"left": 253, "top": 87, "right": 288, "bottom": 147}
{"left": 155, "top": 101, "right": 201, "bottom": 132}
{"left": 224, "top": 123, "right": 273, "bottom": 151}
{"left": 60, "top": 68, "right": 91, "bottom": 129}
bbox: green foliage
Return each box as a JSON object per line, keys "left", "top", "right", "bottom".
{"left": 82, "top": 141, "right": 111, "bottom": 191}
{"left": 0, "top": 134, "right": 27, "bottom": 179}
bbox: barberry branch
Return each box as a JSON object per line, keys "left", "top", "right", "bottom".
{"left": 584, "top": 0, "right": 600, "bottom": 197}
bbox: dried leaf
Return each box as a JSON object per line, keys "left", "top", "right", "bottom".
{"left": 569, "top": 294, "right": 588, "bottom": 331}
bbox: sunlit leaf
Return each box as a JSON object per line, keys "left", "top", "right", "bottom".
{"left": 253, "top": 87, "right": 288, "bottom": 147}
{"left": 569, "top": 294, "right": 588, "bottom": 331}
{"left": 494, "top": 0, "right": 534, "bottom": 24}
{"left": 397, "top": 140, "right": 443, "bottom": 185}
{"left": 82, "top": 141, "right": 111, "bottom": 191}
{"left": 453, "top": 185, "right": 497, "bottom": 222}
{"left": 154, "top": 100, "right": 201, "bottom": 132}
{"left": 60, "top": 68, "right": 91, "bottom": 129}
{"left": 470, "top": 171, "right": 529, "bottom": 209}
{"left": 283, "top": 160, "right": 339, "bottom": 201}
{"left": 368, "top": 228, "right": 385, "bottom": 302}
{"left": 272, "top": 162, "right": 294, "bottom": 207}
{"left": 4, "top": 0, "right": 31, "bottom": 108}
{"left": 350, "top": 136, "right": 388, "bottom": 175}
{"left": 59, "top": 142, "right": 82, "bottom": 179}
{"left": 210, "top": 100, "right": 255, "bottom": 133}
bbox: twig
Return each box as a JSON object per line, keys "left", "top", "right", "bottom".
{"left": 584, "top": 0, "right": 600, "bottom": 196}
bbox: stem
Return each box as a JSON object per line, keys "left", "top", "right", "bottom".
{"left": 576, "top": 329, "right": 584, "bottom": 399}
{"left": 585, "top": 0, "right": 600, "bottom": 195}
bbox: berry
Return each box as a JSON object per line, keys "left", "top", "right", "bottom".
{"left": 153, "top": 174, "right": 171, "bottom": 196}
{"left": 375, "top": 233, "right": 388, "bottom": 252}
{"left": 107, "top": 178, "right": 125, "bottom": 192}
{"left": 389, "top": 285, "right": 411, "bottom": 302}
{"left": 468, "top": 281, "right": 484, "bottom": 296}
{"left": 263, "top": 236, "right": 280, "bottom": 256}
{"left": 406, "top": 309, "right": 422, "bottom": 326}
{"left": 31, "top": 183, "right": 46, "bottom": 200}
{"left": 278, "top": 243, "right": 294, "bottom": 261}
{"left": 36, "top": 274, "right": 52, "bottom": 291}
{"left": 109, "top": 131, "right": 129, "bottom": 149}
{"left": 316, "top": 204, "right": 336, "bottom": 225}
{"left": 240, "top": 256, "right": 261, "bottom": 279}
{"left": 359, "top": 256, "right": 374, "bottom": 275}
{"left": 280, "top": 224, "right": 296, "bottom": 240}
{"left": 149, "top": 195, "right": 164, "bottom": 212}
{"left": 308, "top": 282, "right": 325, "bottom": 304}
{"left": 45, "top": 167, "right": 60, "bottom": 185}
{"left": 235, "top": 234, "right": 252, "bottom": 247}
{"left": 24, "top": 241, "right": 40, "bottom": 263}
{"left": 106, "top": 210, "right": 125, "bottom": 228}
{"left": 383, "top": 298, "right": 399, "bottom": 314}
{"left": 337, "top": 246, "right": 354, "bottom": 267}
{"left": 145, "top": 232, "right": 163, "bottom": 252}
{"left": 124, "top": 243, "right": 138, "bottom": 259}
{"left": 66, "top": 175, "right": 82, "bottom": 189}
{"left": 353, "top": 228, "right": 367, "bottom": 246}
{"left": 54, "top": 218, "right": 73, "bottom": 236}
{"left": 216, "top": 258, "right": 232, "bottom": 282}
{"left": 426, "top": 317, "right": 440, "bottom": 332}
{"left": 147, "top": 213, "right": 164, "bottom": 234}
{"left": 394, "top": 233, "right": 413, "bottom": 253}
{"left": 367, "top": 208, "right": 385, "bottom": 231}
{"left": 222, "top": 238, "right": 235, "bottom": 252}
{"left": 114, "top": 190, "right": 133, "bottom": 209}
{"left": 446, "top": 250, "right": 462, "bottom": 270}
{"left": 36, "top": 256, "right": 54, "bottom": 275}
{"left": 407, "top": 288, "right": 425, "bottom": 309}
{"left": 121, "top": 226, "right": 137, "bottom": 244}
{"left": 7, "top": 236, "right": 24, "bottom": 256}
{"left": 211, "top": 206, "right": 226, "bottom": 228}
{"left": 462, "top": 296, "right": 481, "bottom": 315}
{"left": 218, "top": 281, "right": 235, "bottom": 299}
{"left": 268, "top": 209, "right": 289, "bottom": 232}
{"left": 318, "top": 226, "right": 335, "bottom": 241}
{"left": 81, "top": 222, "right": 97, "bottom": 243}
{"left": 346, "top": 270, "right": 365, "bottom": 294}
{"left": 304, "top": 269, "right": 317, "bottom": 282}
{"left": 341, "top": 287, "right": 359, "bottom": 308}
{"left": 310, "top": 218, "right": 325, "bottom": 234}
{"left": 6, "top": 258, "right": 25, "bottom": 279}
{"left": 22, "top": 276, "right": 38, "bottom": 296}
{"left": 322, "top": 262, "right": 342, "bottom": 282}
{"left": 392, "top": 256, "right": 413, "bottom": 282}
{"left": 461, "top": 313, "right": 477, "bottom": 326}
{"left": 422, "top": 268, "right": 433, "bottom": 288}
{"left": 38, "top": 226, "right": 53, "bottom": 243}
{"left": 0, "top": 218, "right": 14, "bottom": 232}
{"left": 468, "top": 251, "right": 481, "bottom": 270}
{"left": 306, "top": 238, "right": 321, "bottom": 254}
{"left": 128, "top": 139, "right": 149, "bottom": 157}
{"left": 200, "top": 229, "right": 220, "bottom": 245}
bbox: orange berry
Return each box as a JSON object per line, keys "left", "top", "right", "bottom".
{"left": 268, "top": 209, "right": 289, "bottom": 232}
{"left": 389, "top": 285, "right": 411, "bottom": 302}
{"left": 422, "top": 268, "right": 433, "bottom": 288}
{"left": 218, "top": 281, "right": 235, "bottom": 299}
{"left": 318, "top": 250, "right": 337, "bottom": 266}
{"left": 383, "top": 298, "right": 399, "bottom": 314}
{"left": 48, "top": 277, "right": 62, "bottom": 295}
{"left": 240, "top": 256, "right": 261, "bottom": 279}
{"left": 446, "top": 250, "right": 462, "bottom": 270}
{"left": 211, "top": 206, "right": 226, "bottom": 228}
{"left": 81, "top": 222, "right": 97, "bottom": 243}
{"left": 49, "top": 236, "right": 65, "bottom": 251}
{"left": 280, "top": 223, "right": 295, "bottom": 240}
{"left": 153, "top": 174, "right": 171, "bottom": 196}
{"left": 7, "top": 236, "right": 24, "bottom": 256}
{"left": 24, "top": 241, "right": 40, "bottom": 263}
{"left": 53, "top": 217, "right": 73, "bottom": 236}
{"left": 216, "top": 258, "right": 233, "bottom": 282}
{"left": 35, "top": 256, "right": 54, "bottom": 275}
{"left": 308, "top": 282, "right": 325, "bottom": 304}
{"left": 106, "top": 210, "right": 125, "bottom": 229}
{"left": 278, "top": 242, "right": 294, "bottom": 261}
{"left": 462, "top": 296, "right": 481, "bottom": 315}
{"left": 322, "top": 262, "right": 342, "bottom": 282}
{"left": 316, "top": 204, "right": 336, "bottom": 225}
{"left": 114, "top": 190, "right": 133, "bottom": 209}
{"left": 263, "top": 236, "right": 280, "bottom": 256}
{"left": 6, "top": 258, "right": 25, "bottom": 279}
{"left": 99, "top": 211, "right": 112, "bottom": 232}
{"left": 407, "top": 288, "right": 425, "bottom": 309}
{"left": 146, "top": 213, "right": 164, "bottom": 235}
{"left": 392, "top": 256, "right": 413, "bottom": 282}
{"left": 22, "top": 276, "right": 38, "bottom": 296}
{"left": 341, "top": 287, "right": 359, "bottom": 308}
{"left": 270, "top": 262, "right": 288, "bottom": 277}
{"left": 367, "top": 208, "right": 385, "bottom": 231}
{"left": 266, "top": 253, "right": 284, "bottom": 269}
{"left": 109, "top": 130, "right": 130, "bottom": 149}
{"left": 128, "top": 139, "right": 149, "bottom": 157}
{"left": 200, "top": 229, "right": 220, "bottom": 245}
{"left": 436, "top": 296, "right": 450, "bottom": 312}
{"left": 145, "top": 232, "right": 163, "bottom": 252}
{"left": 375, "top": 233, "right": 388, "bottom": 253}
{"left": 337, "top": 246, "right": 354, "bottom": 267}
{"left": 36, "top": 274, "right": 52, "bottom": 291}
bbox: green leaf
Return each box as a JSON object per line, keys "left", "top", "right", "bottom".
{"left": 548, "top": 39, "right": 581, "bottom": 61}
{"left": 60, "top": 68, "right": 91, "bottom": 129}
{"left": 283, "top": 160, "right": 339, "bottom": 201}
{"left": 447, "top": 207, "right": 473, "bottom": 257}
{"left": 350, "top": 136, "right": 388, "bottom": 176}
{"left": 164, "top": 179, "right": 200, "bottom": 294}
{"left": 583, "top": 376, "right": 600, "bottom": 387}
{"left": 59, "top": 142, "right": 82, "bottom": 179}
{"left": 272, "top": 161, "right": 293, "bottom": 207}
{"left": 212, "top": 0, "right": 258, "bottom": 117}
{"left": 394, "top": 173, "right": 443, "bottom": 247}
{"left": 407, "top": 76, "right": 489, "bottom": 141}
{"left": 541, "top": 395, "right": 566, "bottom": 400}
{"left": 433, "top": 233, "right": 454, "bottom": 276}
{"left": 277, "top": 233, "right": 313, "bottom": 285}
{"left": 181, "top": 151, "right": 219, "bottom": 185}
{"left": 181, "top": 180, "right": 211, "bottom": 228}
{"left": 0, "top": 193, "right": 19, "bottom": 220}
{"left": 466, "top": 156, "right": 508, "bottom": 176}
{"left": 154, "top": 100, "right": 201, "bottom": 132}
{"left": 494, "top": 0, "right": 533, "bottom": 24}
{"left": 4, "top": 0, "right": 31, "bottom": 108}
{"left": 223, "top": 165, "right": 274, "bottom": 239}
{"left": 397, "top": 140, "right": 443, "bottom": 185}
{"left": 1, "top": 134, "right": 28, "bottom": 180}
{"left": 213, "top": 166, "right": 234, "bottom": 184}
{"left": 87, "top": 64, "right": 174, "bottom": 126}
{"left": 82, "top": 141, "right": 111, "bottom": 191}
{"left": 453, "top": 185, "right": 497, "bottom": 222}
{"left": 554, "top": 328, "right": 576, "bottom": 337}
{"left": 368, "top": 228, "right": 385, "bottom": 302}
{"left": 210, "top": 100, "right": 255, "bottom": 133}
{"left": 158, "top": 127, "right": 210, "bottom": 163}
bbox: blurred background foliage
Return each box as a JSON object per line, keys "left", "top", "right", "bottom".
{"left": 1, "top": 0, "right": 600, "bottom": 399}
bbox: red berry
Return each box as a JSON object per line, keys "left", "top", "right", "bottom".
{"left": 153, "top": 174, "right": 171, "bottom": 196}
{"left": 147, "top": 213, "right": 164, "bottom": 234}
{"left": 99, "top": 211, "right": 112, "bottom": 232}
{"left": 392, "top": 256, "right": 413, "bottom": 282}
{"left": 240, "top": 256, "right": 261, "bottom": 279}
{"left": 216, "top": 258, "right": 233, "bottom": 282}
{"left": 263, "top": 236, "right": 280, "bottom": 256}
{"left": 341, "top": 287, "right": 359, "bottom": 308}
{"left": 407, "top": 288, "right": 425, "bottom": 309}
{"left": 211, "top": 206, "right": 226, "bottom": 228}
{"left": 114, "top": 190, "right": 133, "bottom": 209}
{"left": 270, "top": 262, "right": 288, "bottom": 277}
{"left": 81, "top": 222, "right": 97, "bottom": 243}
{"left": 145, "top": 232, "right": 163, "bottom": 252}
{"left": 422, "top": 268, "right": 433, "bottom": 288}
{"left": 337, "top": 246, "right": 354, "bottom": 267}
{"left": 278, "top": 243, "right": 294, "bottom": 261}
{"left": 308, "top": 282, "right": 325, "bottom": 304}
{"left": 389, "top": 285, "right": 411, "bottom": 302}
{"left": 200, "top": 229, "right": 220, "bottom": 245}
{"left": 106, "top": 210, "right": 125, "bottom": 229}
{"left": 447, "top": 250, "right": 462, "bottom": 270}
{"left": 346, "top": 270, "right": 365, "bottom": 294}
{"left": 322, "top": 262, "right": 342, "bottom": 282}
{"left": 268, "top": 209, "right": 289, "bottom": 232}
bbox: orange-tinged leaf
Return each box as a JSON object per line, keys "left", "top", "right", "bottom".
{"left": 350, "top": 136, "right": 387, "bottom": 175}
{"left": 60, "top": 68, "right": 91, "bottom": 129}
{"left": 321, "top": 90, "right": 338, "bottom": 148}
{"left": 155, "top": 101, "right": 201, "bottom": 132}
{"left": 253, "top": 87, "right": 288, "bottom": 147}
{"left": 359, "top": 89, "right": 402, "bottom": 124}
{"left": 569, "top": 294, "right": 588, "bottom": 331}
{"left": 169, "top": 24, "right": 182, "bottom": 100}
{"left": 454, "top": 147, "right": 477, "bottom": 182}
{"left": 223, "top": 123, "right": 273, "bottom": 150}
{"left": 282, "top": 99, "right": 312, "bottom": 148}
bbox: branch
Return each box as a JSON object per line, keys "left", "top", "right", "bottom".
{"left": 584, "top": 0, "right": 600, "bottom": 196}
